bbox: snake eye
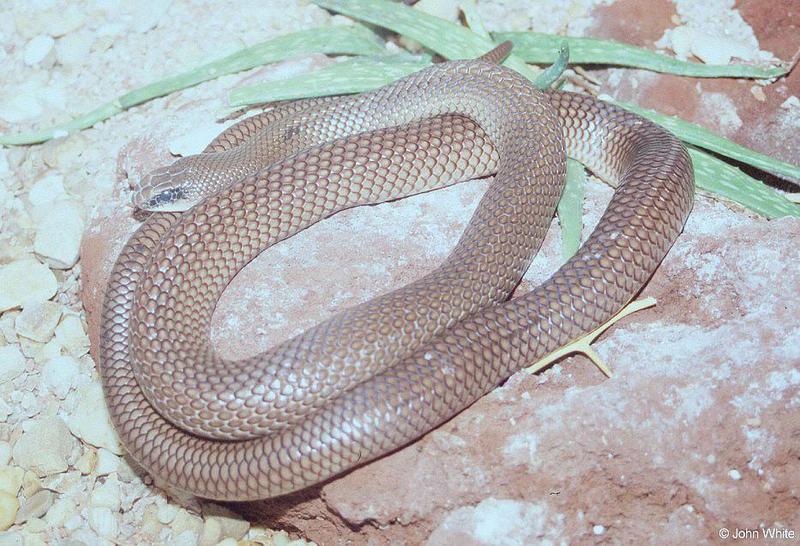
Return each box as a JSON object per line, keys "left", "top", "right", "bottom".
{"left": 142, "top": 186, "right": 188, "bottom": 211}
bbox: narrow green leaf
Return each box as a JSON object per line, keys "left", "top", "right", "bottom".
{"left": 0, "top": 25, "right": 385, "bottom": 146}
{"left": 535, "top": 42, "right": 569, "bottom": 89}
{"left": 611, "top": 99, "right": 800, "bottom": 181}
{"left": 690, "top": 148, "right": 799, "bottom": 218}
{"left": 495, "top": 31, "right": 787, "bottom": 79}
{"left": 230, "top": 54, "right": 431, "bottom": 106}
{"left": 313, "top": 0, "right": 542, "bottom": 84}
{"left": 558, "top": 159, "right": 586, "bottom": 260}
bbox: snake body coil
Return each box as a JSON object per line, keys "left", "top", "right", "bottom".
{"left": 99, "top": 52, "right": 693, "bottom": 501}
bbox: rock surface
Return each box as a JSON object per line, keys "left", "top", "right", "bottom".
{"left": 1, "top": 0, "right": 798, "bottom": 544}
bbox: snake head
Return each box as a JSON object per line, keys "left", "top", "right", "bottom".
{"left": 132, "top": 159, "right": 204, "bottom": 212}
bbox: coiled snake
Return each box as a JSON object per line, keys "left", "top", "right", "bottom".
{"left": 98, "top": 44, "right": 694, "bottom": 501}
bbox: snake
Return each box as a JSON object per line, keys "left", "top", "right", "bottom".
{"left": 98, "top": 43, "right": 694, "bottom": 501}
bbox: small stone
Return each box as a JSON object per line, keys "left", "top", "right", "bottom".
{"left": 39, "top": 471, "right": 81, "bottom": 495}
{"left": 157, "top": 503, "right": 179, "bottom": 525}
{"left": 691, "top": 32, "right": 753, "bottom": 66}
{"left": 0, "top": 492, "right": 19, "bottom": 531}
{"left": 668, "top": 26, "right": 693, "bottom": 60}
{"left": 74, "top": 447, "right": 97, "bottom": 475}
{"left": 729, "top": 469, "right": 742, "bottom": 481}
{"left": 55, "top": 32, "right": 93, "bottom": 67}
{"left": 0, "top": 95, "right": 43, "bottom": 124}
{"left": 141, "top": 503, "right": 162, "bottom": 537}
{"left": 66, "top": 383, "right": 123, "bottom": 454}
{"left": 593, "top": 524, "right": 605, "bottom": 535}
{"left": 0, "top": 345, "right": 26, "bottom": 383}
{"left": 90, "top": 476, "right": 121, "bottom": 511}
{"left": 202, "top": 504, "right": 249, "bottom": 540}
{"left": 198, "top": 517, "right": 222, "bottom": 546}
{"left": 44, "top": 5, "right": 85, "bottom": 37}
{"left": 130, "top": 0, "right": 172, "bottom": 33}
{"left": 171, "top": 508, "right": 203, "bottom": 537}
{"left": 0, "top": 443, "right": 11, "bottom": 466}
{"left": 33, "top": 200, "right": 85, "bottom": 269}
{"left": 14, "top": 301, "right": 62, "bottom": 343}
{"left": 172, "top": 530, "right": 199, "bottom": 546}
{"left": 14, "top": 489, "right": 53, "bottom": 524}
{"left": 41, "top": 355, "right": 80, "bottom": 399}
{"left": 0, "top": 531, "right": 24, "bottom": 546}
{"left": 88, "top": 506, "right": 118, "bottom": 538}
{"left": 19, "top": 530, "right": 46, "bottom": 546}
{"left": 94, "top": 449, "right": 120, "bottom": 476}
{"left": 54, "top": 314, "right": 90, "bottom": 357}
{"left": 23, "top": 35, "right": 55, "bottom": 67}
{"left": 0, "top": 260, "right": 57, "bottom": 313}
{"left": 27, "top": 173, "right": 66, "bottom": 207}
{"left": 0, "top": 466, "right": 24, "bottom": 495}
{"left": 12, "top": 416, "right": 77, "bottom": 477}
{"left": 43, "top": 497, "right": 76, "bottom": 527}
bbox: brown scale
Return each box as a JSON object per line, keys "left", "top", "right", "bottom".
{"left": 99, "top": 51, "right": 693, "bottom": 500}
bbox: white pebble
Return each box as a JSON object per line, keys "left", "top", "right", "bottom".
{"left": 199, "top": 517, "right": 222, "bottom": 546}
{"left": 691, "top": 32, "right": 752, "bottom": 65}
{"left": 23, "top": 35, "right": 55, "bottom": 67}
{"left": 44, "top": 5, "right": 86, "bottom": 37}
{"left": 668, "top": 26, "right": 693, "bottom": 60}
{"left": 157, "top": 503, "right": 180, "bottom": 525}
{"left": 0, "top": 442, "right": 11, "bottom": 466}
{"left": 54, "top": 314, "right": 90, "bottom": 357}
{"left": 66, "top": 383, "right": 123, "bottom": 454}
{"left": 14, "top": 489, "right": 54, "bottom": 524}
{"left": 172, "top": 530, "right": 199, "bottom": 546}
{"left": 27, "top": 173, "right": 66, "bottom": 207}
{"left": 0, "top": 345, "right": 26, "bottom": 383}
{"left": 0, "top": 95, "right": 43, "bottom": 124}
{"left": 14, "top": 301, "right": 62, "bottom": 343}
{"left": 44, "top": 496, "right": 76, "bottom": 527}
{"left": 55, "top": 32, "right": 93, "bottom": 67}
{"left": 88, "top": 506, "right": 119, "bottom": 538}
{"left": 0, "top": 492, "right": 19, "bottom": 531}
{"left": 90, "top": 476, "right": 121, "bottom": 511}
{"left": 94, "top": 449, "right": 120, "bottom": 476}
{"left": 130, "top": 0, "right": 172, "bottom": 33}
{"left": 12, "top": 416, "right": 77, "bottom": 477}
{"left": 0, "top": 260, "right": 57, "bottom": 313}
{"left": 593, "top": 524, "right": 605, "bottom": 535}
{"left": 0, "top": 466, "right": 24, "bottom": 495}
{"left": 33, "top": 200, "right": 85, "bottom": 269}
{"left": 729, "top": 469, "right": 742, "bottom": 481}
{"left": 41, "top": 355, "right": 80, "bottom": 398}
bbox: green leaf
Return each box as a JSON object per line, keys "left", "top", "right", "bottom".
{"left": 611, "top": 99, "right": 800, "bottom": 182}
{"left": 312, "top": 0, "right": 542, "bottom": 84}
{"left": 230, "top": 54, "right": 432, "bottom": 106}
{"left": 558, "top": 159, "right": 586, "bottom": 260}
{"left": 495, "top": 31, "right": 787, "bottom": 79}
{"left": 690, "top": 148, "right": 799, "bottom": 218}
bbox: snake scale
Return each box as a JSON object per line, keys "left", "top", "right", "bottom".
{"left": 98, "top": 44, "right": 694, "bottom": 501}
